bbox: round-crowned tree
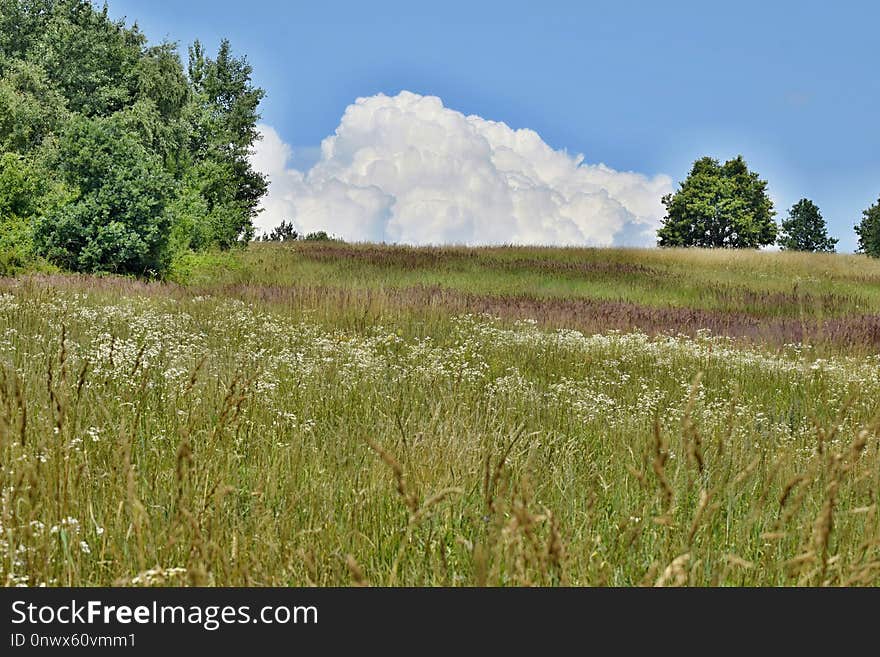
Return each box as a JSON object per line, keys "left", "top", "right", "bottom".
{"left": 657, "top": 156, "right": 777, "bottom": 248}
{"left": 777, "top": 198, "right": 837, "bottom": 252}
{"left": 34, "top": 115, "right": 173, "bottom": 275}
{"left": 855, "top": 198, "right": 880, "bottom": 258}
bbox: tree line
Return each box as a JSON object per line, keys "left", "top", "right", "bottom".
{"left": 658, "top": 155, "right": 880, "bottom": 255}
{"left": 2, "top": 1, "right": 879, "bottom": 279}
{"left": 256, "top": 219, "right": 337, "bottom": 243}
{"left": 0, "top": 0, "right": 266, "bottom": 276}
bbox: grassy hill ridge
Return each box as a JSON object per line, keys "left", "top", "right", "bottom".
{"left": 165, "top": 243, "right": 880, "bottom": 351}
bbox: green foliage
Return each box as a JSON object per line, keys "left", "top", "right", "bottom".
{"left": 33, "top": 115, "right": 173, "bottom": 274}
{"left": 165, "top": 179, "right": 212, "bottom": 252}
{"left": 657, "top": 156, "right": 777, "bottom": 249}
{"left": 35, "top": 1, "right": 144, "bottom": 116}
{"left": 164, "top": 248, "right": 243, "bottom": 285}
{"left": 0, "top": 0, "right": 54, "bottom": 62}
{"left": 260, "top": 219, "right": 299, "bottom": 241}
{"left": 186, "top": 39, "right": 267, "bottom": 247}
{"left": 0, "top": 0, "right": 267, "bottom": 276}
{"left": 777, "top": 198, "right": 837, "bottom": 252}
{"left": 0, "top": 215, "right": 33, "bottom": 273}
{"left": 303, "top": 230, "right": 336, "bottom": 242}
{"left": 0, "top": 58, "right": 68, "bottom": 153}
{"left": 854, "top": 198, "right": 880, "bottom": 258}
{"left": 135, "top": 43, "right": 190, "bottom": 120}
{"left": 0, "top": 151, "right": 42, "bottom": 216}
{"left": 255, "top": 223, "right": 339, "bottom": 244}
{"left": 0, "top": 152, "right": 44, "bottom": 269}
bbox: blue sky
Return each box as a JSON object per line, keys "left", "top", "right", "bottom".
{"left": 110, "top": 0, "right": 879, "bottom": 250}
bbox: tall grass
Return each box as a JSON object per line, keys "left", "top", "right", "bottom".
{"left": 1, "top": 270, "right": 878, "bottom": 586}
{"left": 176, "top": 242, "right": 880, "bottom": 318}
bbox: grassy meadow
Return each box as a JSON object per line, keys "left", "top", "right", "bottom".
{"left": 179, "top": 243, "right": 880, "bottom": 351}
{"left": 1, "top": 242, "right": 880, "bottom": 586}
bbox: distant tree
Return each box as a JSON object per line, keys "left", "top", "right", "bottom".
{"left": 855, "top": 198, "right": 880, "bottom": 258}
{"left": 657, "top": 156, "right": 777, "bottom": 248}
{"left": 777, "top": 199, "right": 837, "bottom": 252}
{"left": 262, "top": 220, "right": 298, "bottom": 242}
{"left": 303, "top": 231, "right": 335, "bottom": 242}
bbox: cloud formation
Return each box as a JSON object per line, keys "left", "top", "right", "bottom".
{"left": 250, "top": 91, "right": 672, "bottom": 246}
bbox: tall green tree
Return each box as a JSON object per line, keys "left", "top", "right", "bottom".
{"left": 855, "top": 198, "right": 880, "bottom": 258}
{"left": 657, "top": 156, "right": 777, "bottom": 248}
{"left": 777, "top": 198, "right": 837, "bottom": 252}
{"left": 186, "top": 38, "right": 267, "bottom": 247}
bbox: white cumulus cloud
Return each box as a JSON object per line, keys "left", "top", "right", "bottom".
{"left": 250, "top": 91, "right": 672, "bottom": 246}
